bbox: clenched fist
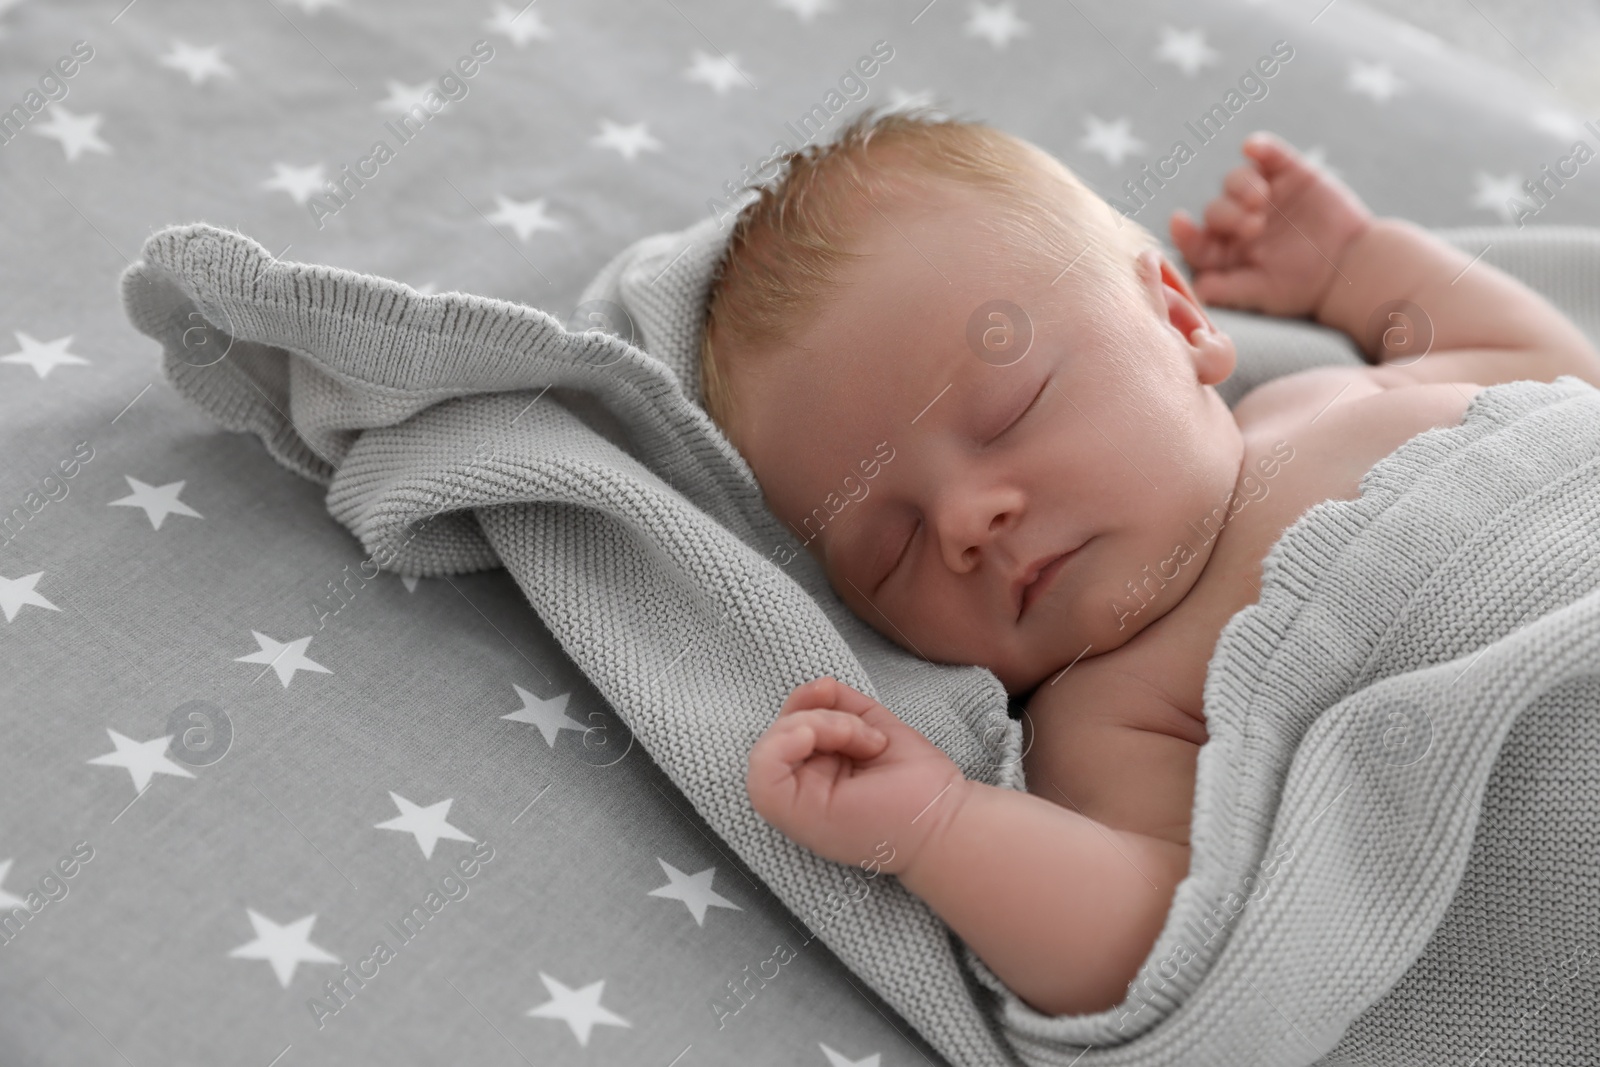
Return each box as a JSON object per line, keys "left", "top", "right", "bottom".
{"left": 1170, "top": 131, "right": 1374, "bottom": 319}
{"left": 745, "top": 676, "right": 969, "bottom": 880}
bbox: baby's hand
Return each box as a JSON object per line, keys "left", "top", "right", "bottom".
{"left": 1170, "top": 131, "right": 1374, "bottom": 318}
{"left": 745, "top": 676, "right": 968, "bottom": 878}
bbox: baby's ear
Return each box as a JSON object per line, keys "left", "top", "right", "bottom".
{"left": 1136, "top": 248, "right": 1236, "bottom": 386}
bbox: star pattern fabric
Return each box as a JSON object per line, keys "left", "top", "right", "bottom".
{"left": 484, "top": 2, "right": 550, "bottom": 46}
{"left": 159, "top": 41, "right": 234, "bottom": 85}
{"left": 964, "top": 2, "right": 1030, "bottom": 49}
{"left": 485, "top": 194, "right": 562, "bottom": 241}
{"left": 820, "top": 1045, "right": 882, "bottom": 1067}
{"left": 0, "top": 572, "right": 60, "bottom": 622}
{"left": 1078, "top": 114, "right": 1146, "bottom": 165}
{"left": 500, "top": 685, "right": 588, "bottom": 746}
{"left": 228, "top": 909, "right": 339, "bottom": 987}
{"left": 233, "top": 631, "right": 332, "bottom": 687}
{"left": 1472, "top": 172, "right": 1528, "bottom": 222}
{"left": 86, "top": 729, "right": 197, "bottom": 794}
{"left": 1154, "top": 26, "right": 1218, "bottom": 76}
{"left": 0, "top": 860, "right": 29, "bottom": 909}
{"left": 107, "top": 476, "right": 203, "bottom": 529}
{"left": 774, "top": 0, "right": 835, "bottom": 22}
{"left": 645, "top": 858, "right": 742, "bottom": 926}
{"left": 684, "top": 50, "right": 749, "bottom": 95}
{"left": 30, "top": 107, "right": 111, "bottom": 161}
{"left": 374, "top": 80, "right": 436, "bottom": 115}
{"left": 1347, "top": 60, "right": 1406, "bottom": 103}
{"left": 525, "top": 973, "right": 632, "bottom": 1047}
{"left": 260, "top": 162, "right": 327, "bottom": 205}
{"left": 590, "top": 119, "right": 662, "bottom": 162}
{"left": 1, "top": 3, "right": 1595, "bottom": 1064}
{"left": 1, "top": 333, "right": 89, "bottom": 378}
{"left": 374, "top": 792, "right": 476, "bottom": 859}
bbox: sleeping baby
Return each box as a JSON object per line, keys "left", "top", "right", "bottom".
{"left": 706, "top": 106, "right": 1600, "bottom": 1018}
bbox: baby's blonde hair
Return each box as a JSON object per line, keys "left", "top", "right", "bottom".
{"left": 698, "top": 104, "right": 1162, "bottom": 434}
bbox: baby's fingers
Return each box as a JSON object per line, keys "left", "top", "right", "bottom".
{"left": 779, "top": 675, "right": 892, "bottom": 727}
{"left": 1222, "top": 164, "right": 1271, "bottom": 210}
{"left": 1203, "top": 193, "right": 1265, "bottom": 242}
{"left": 1170, "top": 208, "right": 1223, "bottom": 269}
{"left": 1191, "top": 266, "right": 1266, "bottom": 310}
{"left": 749, "top": 709, "right": 887, "bottom": 782}
{"left": 1241, "top": 131, "right": 1300, "bottom": 173}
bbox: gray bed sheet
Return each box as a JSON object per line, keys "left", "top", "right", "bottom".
{"left": 2, "top": 0, "right": 1598, "bottom": 1064}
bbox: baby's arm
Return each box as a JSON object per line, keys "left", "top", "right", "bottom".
{"left": 896, "top": 777, "right": 1188, "bottom": 1017}
{"left": 745, "top": 677, "right": 1187, "bottom": 1017}
{"left": 1171, "top": 132, "right": 1600, "bottom": 389}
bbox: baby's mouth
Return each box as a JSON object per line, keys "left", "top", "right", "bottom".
{"left": 1016, "top": 539, "right": 1088, "bottom": 621}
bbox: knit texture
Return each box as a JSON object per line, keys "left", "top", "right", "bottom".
{"left": 121, "top": 219, "right": 1600, "bottom": 1066}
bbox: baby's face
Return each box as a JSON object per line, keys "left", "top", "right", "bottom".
{"left": 724, "top": 180, "right": 1244, "bottom": 693}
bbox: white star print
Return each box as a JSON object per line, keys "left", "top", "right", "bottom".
{"left": 30, "top": 107, "right": 111, "bottom": 161}
{"left": 1346, "top": 60, "right": 1405, "bottom": 104}
{"left": 261, "top": 162, "right": 327, "bottom": 206}
{"left": 108, "top": 476, "right": 203, "bottom": 530}
{"left": 646, "top": 858, "right": 742, "bottom": 926}
{"left": 774, "top": 0, "right": 835, "bottom": 21}
{"left": 590, "top": 119, "right": 662, "bottom": 162}
{"left": 1299, "top": 145, "right": 1343, "bottom": 181}
{"left": 228, "top": 909, "right": 339, "bottom": 987}
{"left": 0, "top": 860, "right": 28, "bottom": 909}
{"left": 964, "top": 2, "right": 1030, "bottom": 50}
{"left": 888, "top": 86, "right": 938, "bottom": 111}
{"left": 1471, "top": 172, "right": 1528, "bottom": 223}
{"left": 1153, "top": 26, "right": 1218, "bottom": 77}
{"left": 821, "top": 1044, "right": 882, "bottom": 1067}
{"left": 525, "top": 973, "right": 631, "bottom": 1047}
{"left": 1079, "top": 114, "right": 1146, "bottom": 166}
{"left": 684, "top": 50, "right": 749, "bottom": 95}
{"left": 0, "top": 332, "right": 88, "bottom": 378}
{"left": 1388, "top": 20, "right": 1445, "bottom": 55}
{"left": 159, "top": 41, "right": 235, "bottom": 85}
{"left": 485, "top": 194, "right": 562, "bottom": 241}
{"left": 374, "top": 79, "right": 437, "bottom": 115}
{"left": 234, "top": 631, "right": 332, "bottom": 687}
{"left": 1532, "top": 109, "right": 1587, "bottom": 142}
{"left": 484, "top": 2, "right": 551, "bottom": 47}
{"left": 374, "top": 792, "right": 476, "bottom": 859}
{"left": 86, "top": 728, "right": 197, "bottom": 794}
{"left": 501, "top": 685, "right": 588, "bottom": 747}
{"left": 0, "top": 572, "right": 59, "bottom": 622}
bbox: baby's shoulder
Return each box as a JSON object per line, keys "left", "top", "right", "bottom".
{"left": 1231, "top": 363, "right": 1389, "bottom": 433}
{"left": 1234, "top": 364, "right": 1481, "bottom": 467}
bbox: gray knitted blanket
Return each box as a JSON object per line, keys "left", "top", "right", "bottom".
{"left": 120, "top": 219, "right": 1600, "bottom": 1066}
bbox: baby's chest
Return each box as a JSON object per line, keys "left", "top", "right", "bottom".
{"left": 1021, "top": 656, "right": 1208, "bottom": 845}
{"left": 1186, "top": 372, "right": 1485, "bottom": 642}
